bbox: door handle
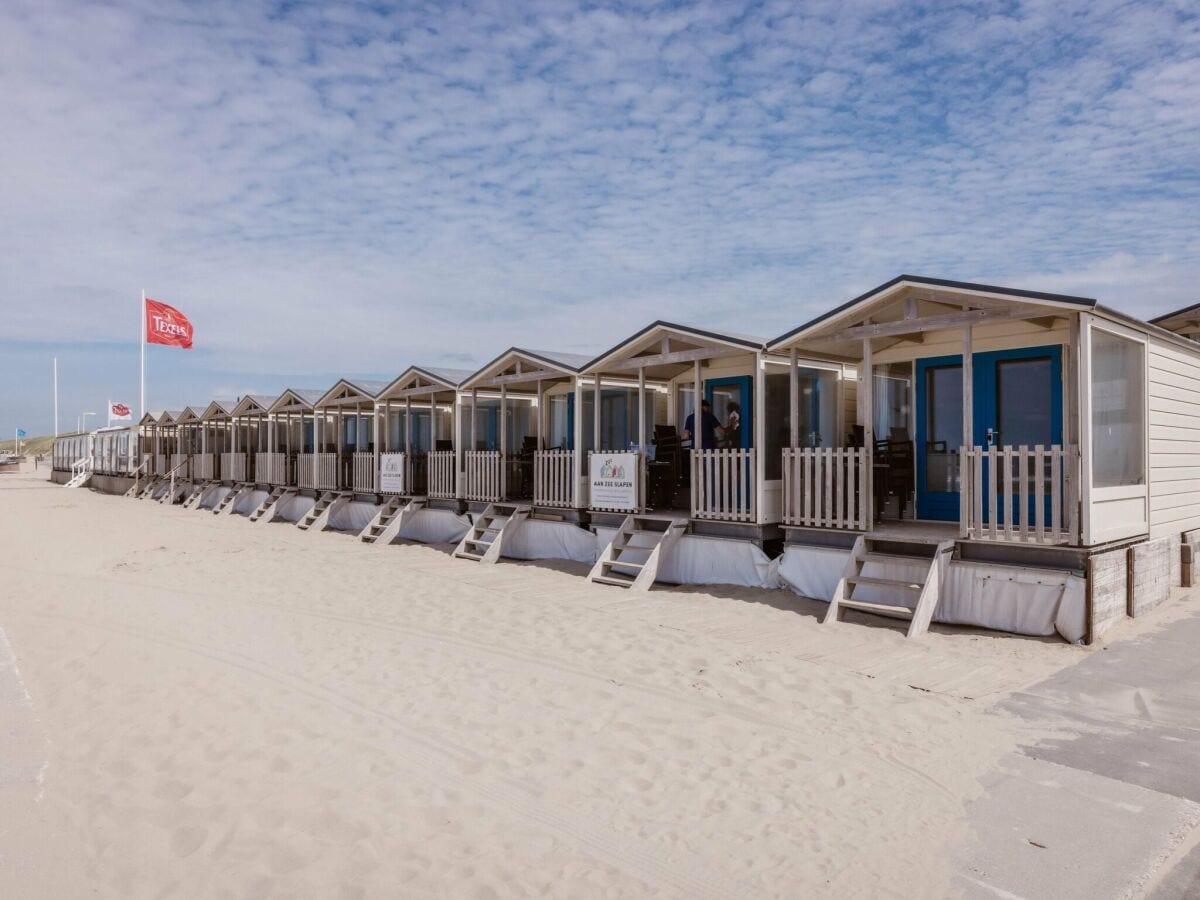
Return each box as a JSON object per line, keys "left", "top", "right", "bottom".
{"left": 985, "top": 427, "right": 998, "bottom": 447}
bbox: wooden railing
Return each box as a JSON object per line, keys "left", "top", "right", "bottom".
{"left": 961, "top": 445, "right": 1077, "bottom": 545}
{"left": 464, "top": 450, "right": 502, "bottom": 502}
{"left": 257, "top": 452, "right": 288, "bottom": 485}
{"left": 170, "top": 453, "right": 189, "bottom": 480}
{"left": 428, "top": 450, "right": 456, "bottom": 499}
{"left": 298, "top": 452, "right": 338, "bottom": 490}
{"left": 352, "top": 452, "right": 375, "bottom": 492}
{"left": 691, "top": 449, "right": 756, "bottom": 523}
{"left": 222, "top": 452, "right": 247, "bottom": 482}
{"left": 782, "top": 447, "right": 870, "bottom": 530}
{"left": 191, "top": 453, "right": 215, "bottom": 481}
{"left": 534, "top": 450, "right": 574, "bottom": 508}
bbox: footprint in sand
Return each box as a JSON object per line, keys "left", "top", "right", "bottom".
{"left": 169, "top": 824, "right": 208, "bottom": 858}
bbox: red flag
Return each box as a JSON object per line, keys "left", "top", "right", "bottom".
{"left": 145, "top": 298, "right": 193, "bottom": 349}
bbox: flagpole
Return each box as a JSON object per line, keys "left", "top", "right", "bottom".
{"left": 53, "top": 356, "right": 58, "bottom": 437}
{"left": 140, "top": 289, "right": 146, "bottom": 422}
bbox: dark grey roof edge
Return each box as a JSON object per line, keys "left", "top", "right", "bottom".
{"left": 767, "top": 274, "right": 1100, "bottom": 350}
{"left": 1149, "top": 299, "right": 1200, "bottom": 325}
{"left": 583, "top": 320, "right": 765, "bottom": 372}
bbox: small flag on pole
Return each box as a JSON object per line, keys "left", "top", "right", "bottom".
{"left": 109, "top": 402, "right": 132, "bottom": 422}
{"left": 145, "top": 298, "right": 194, "bottom": 349}
{"left": 16, "top": 429, "right": 26, "bottom": 438}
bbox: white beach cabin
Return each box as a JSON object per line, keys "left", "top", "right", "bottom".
{"left": 251, "top": 389, "right": 324, "bottom": 523}
{"left": 213, "top": 393, "right": 278, "bottom": 515}
{"left": 452, "top": 348, "right": 596, "bottom": 564}
{"left": 358, "top": 366, "right": 474, "bottom": 547}
{"left": 579, "top": 321, "right": 794, "bottom": 590}
{"left": 765, "top": 274, "right": 1200, "bottom": 642}
{"left": 298, "top": 378, "right": 392, "bottom": 533}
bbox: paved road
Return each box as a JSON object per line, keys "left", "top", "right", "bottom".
{"left": 956, "top": 598, "right": 1200, "bottom": 898}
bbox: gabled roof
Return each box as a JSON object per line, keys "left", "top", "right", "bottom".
{"left": 230, "top": 394, "right": 278, "bottom": 416}
{"left": 378, "top": 365, "right": 475, "bottom": 399}
{"left": 138, "top": 410, "right": 167, "bottom": 426}
{"left": 584, "top": 321, "right": 765, "bottom": 375}
{"left": 174, "top": 405, "right": 207, "bottom": 423}
{"left": 160, "top": 410, "right": 185, "bottom": 425}
{"left": 461, "top": 347, "right": 593, "bottom": 391}
{"left": 768, "top": 274, "right": 1098, "bottom": 351}
{"left": 200, "top": 399, "right": 236, "bottom": 420}
{"left": 1150, "top": 300, "right": 1200, "bottom": 329}
{"left": 267, "top": 389, "right": 323, "bottom": 414}
{"left": 315, "top": 377, "right": 392, "bottom": 408}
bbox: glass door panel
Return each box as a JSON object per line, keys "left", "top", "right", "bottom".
{"left": 915, "top": 358, "right": 963, "bottom": 520}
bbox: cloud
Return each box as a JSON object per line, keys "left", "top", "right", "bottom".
{"left": 1, "top": 0, "right": 1198, "bottom": 432}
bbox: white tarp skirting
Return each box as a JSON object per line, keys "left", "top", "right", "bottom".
{"left": 397, "top": 508, "right": 471, "bottom": 544}
{"left": 274, "top": 494, "right": 315, "bottom": 523}
{"left": 328, "top": 500, "right": 378, "bottom": 533}
{"left": 499, "top": 518, "right": 596, "bottom": 564}
{"left": 594, "top": 528, "right": 776, "bottom": 588}
{"left": 198, "top": 485, "right": 230, "bottom": 510}
{"left": 774, "top": 544, "right": 1087, "bottom": 642}
{"left": 234, "top": 489, "right": 268, "bottom": 516}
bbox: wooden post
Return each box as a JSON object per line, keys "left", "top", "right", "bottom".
{"left": 694, "top": 358, "right": 703, "bottom": 451}
{"left": 789, "top": 347, "right": 799, "bottom": 448}
{"left": 500, "top": 382, "right": 508, "bottom": 500}
{"left": 471, "top": 388, "right": 478, "bottom": 451}
{"left": 536, "top": 379, "right": 544, "bottom": 450}
{"left": 862, "top": 339, "right": 873, "bottom": 525}
{"left": 593, "top": 373, "right": 601, "bottom": 451}
{"left": 637, "top": 367, "right": 646, "bottom": 451}
{"left": 573, "top": 378, "right": 584, "bottom": 508}
{"left": 1067, "top": 313, "right": 1081, "bottom": 544}
{"left": 962, "top": 326, "right": 974, "bottom": 537}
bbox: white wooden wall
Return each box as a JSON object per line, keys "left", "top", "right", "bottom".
{"left": 1148, "top": 336, "right": 1200, "bottom": 539}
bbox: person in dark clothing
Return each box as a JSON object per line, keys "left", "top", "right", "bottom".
{"left": 683, "top": 399, "right": 723, "bottom": 448}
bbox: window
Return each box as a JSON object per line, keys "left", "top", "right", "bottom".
{"left": 1090, "top": 328, "right": 1145, "bottom": 487}
{"left": 874, "top": 362, "right": 912, "bottom": 440}
{"left": 548, "top": 395, "right": 569, "bottom": 448}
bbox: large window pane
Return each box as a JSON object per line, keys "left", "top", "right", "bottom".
{"left": 1091, "top": 329, "right": 1145, "bottom": 487}
{"left": 874, "top": 362, "right": 912, "bottom": 441}
{"left": 924, "top": 364, "right": 962, "bottom": 493}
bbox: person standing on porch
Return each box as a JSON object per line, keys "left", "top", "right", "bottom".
{"left": 683, "top": 399, "right": 723, "bottom": 448}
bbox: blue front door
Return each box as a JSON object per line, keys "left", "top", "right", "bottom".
{"left": 915, "top": 346, "right": 1062, "bottom": 521}
{"left": 704, "top": 376, "right": 752, "bottom": 448}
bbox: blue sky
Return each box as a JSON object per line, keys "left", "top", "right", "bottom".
{"left": 2, "top": 0, "right": 1198, "bottom": 436}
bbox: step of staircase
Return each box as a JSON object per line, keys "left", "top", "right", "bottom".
{"left": 587, "top": 515, "right": 687, "bottom": 590}
{"left": 824, "top": 536, "right": 956, "bottom": 639}
{"left": 452, "top": 503, "right": 531, "bottom": 562}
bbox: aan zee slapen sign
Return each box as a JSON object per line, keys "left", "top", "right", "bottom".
{"left": 590, "top": 452, "right": 638, "bottom": 510}
{"left": 379, "top": 452, "right": 406, "bottom": 493}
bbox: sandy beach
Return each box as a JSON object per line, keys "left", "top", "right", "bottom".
{"left": 1, "top": 465, "right": 1189, "bottom": 897}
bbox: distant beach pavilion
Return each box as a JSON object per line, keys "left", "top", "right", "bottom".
{"left": 226, "top": 394, "right": 276, "bottom": 485}
{"left": 311, "top": 378, "right": 390, "bottom": 494}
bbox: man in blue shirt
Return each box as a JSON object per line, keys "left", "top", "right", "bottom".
{"left": 683, "top": 399, "right": 723, "bottom": 448}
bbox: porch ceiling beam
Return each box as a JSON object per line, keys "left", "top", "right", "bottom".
{"left": 808, "top": 305, "right": 1064, "bottom": 343}
{"left": 480, "top": 367, "right": 567, "bottom": 386}
{"left": 602, "top": 345, "right": 747, "bottom": 372}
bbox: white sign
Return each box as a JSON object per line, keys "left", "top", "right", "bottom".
{"left": 380, "top": 452, "right": 406, "bottom": 493}
{"left": 590, "top": 452, "right": 639, "bottom": 510}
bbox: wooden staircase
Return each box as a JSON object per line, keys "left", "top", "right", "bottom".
{"left": 823, "top": 536, "right": 955, "bottom": 639}
{"left": 453, "top": 503, "right": 531, "bottom": 562}
{"left": 587, "top": 515, "right": 688, "bottom": 590}
{"left": 249, "top": 487, "right": 293, "bottom": 523}
{"left": 360, "top": 496, "right": 425, "bottom": 546}
{"left": 65, "top": 461, "right": 93, "bottom": 489}
{"left": 297, "top": 491, "right": 350, "bottom": 532}
{"left": 182, "top": 482, "right": 212, "bottom": 509}
{"left": 213, "top": 483, "right": 250, "bottom": 515}
{"left": 158, "top": 481, "right": 191, "bottom": 505}
{"left": 125, "top": 477, "right": 159, "bottom": 499}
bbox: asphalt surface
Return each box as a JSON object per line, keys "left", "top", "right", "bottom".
{"left": 955, "top": 595, "right": 1200, "bottom": 898}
